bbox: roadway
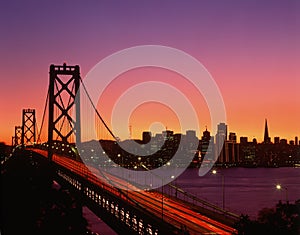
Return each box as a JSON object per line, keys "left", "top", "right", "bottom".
{"left": 29, "top": 149, "right": 238, "bottom": 235}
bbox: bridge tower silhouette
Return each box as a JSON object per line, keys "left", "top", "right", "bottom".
{"left": 13, "top": 125, "right": 22, "bottom": 146}
{"left": 48, "top": 63, "right": 81, "bottom": 160}
{"left": 11, "top": 136, "right": 15, "bottom": 146}
{"left": 7, "top": 63, "right": 240, "bottom": 235}
{"left": 21, "top": 109, "right": 36, "bottom": 145}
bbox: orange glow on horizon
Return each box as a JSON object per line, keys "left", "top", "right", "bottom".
{"left": 95, "top": 67, "right": 212, "bottom": 140}
{"left": 129, "top": 101, "right": 181, "bottom": 140}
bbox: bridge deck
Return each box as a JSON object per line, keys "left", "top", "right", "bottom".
{"left": 29, "top": 148, "right": 238, "bottom": 235}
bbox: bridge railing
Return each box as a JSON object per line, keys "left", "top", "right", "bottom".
{"left": 160, "top": 182, "right": 241, "bottom": 225}
{"left": 28, "top": 145, "right": 240, "bottom": 227}
{"left": 138, "top": 164, "right": 240, "bottom": 223}
{"left": 27, "top": 147, "right": 184, "bottom": 234}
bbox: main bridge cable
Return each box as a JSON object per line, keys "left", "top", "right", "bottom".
{"left": 79, "top": 77, "right": 118, "bottom": 141}
{"left": 30, "top": 69, "right": 161, "bottom": 228}
{"left": 37, "top": 87, "right": 49, "bottom": 143}
{"left": 78, "top": 77, "right": 131, "bottom": 193}
{"left": 78, "top": 78, "right": 177, "bottom": 231}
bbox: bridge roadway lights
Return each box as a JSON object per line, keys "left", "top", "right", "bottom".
{"left": 52, "top": 163, "right": 179, "bottom": 235}
{"left": 27, "top": 149, "right": 239, "bottom": 234}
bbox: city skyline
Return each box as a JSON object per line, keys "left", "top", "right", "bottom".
{"left": 130, "top": 119, "right": 299, "bottom": 145}
{"left": 1, "top": 2, "right": 299, "bottom": 235}
{"left": 1, "top": 1, "right": 299, "bottom": 145}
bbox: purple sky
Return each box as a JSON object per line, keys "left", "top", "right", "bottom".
{"left": 0, "top": 0, "right": 299, "bottom": 144}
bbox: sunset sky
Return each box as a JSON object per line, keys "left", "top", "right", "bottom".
{"left": 0, "top": 0, "right": 299, "bottom": 145}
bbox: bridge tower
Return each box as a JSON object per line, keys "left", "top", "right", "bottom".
{"left": 21, "top": 109, "right": 36, "bottom": 145}
{"left": 13, "top": 126, "right": 22, "bottom": 146}
{"left": 48, "top": 63, "right": 81, "bottom": 160}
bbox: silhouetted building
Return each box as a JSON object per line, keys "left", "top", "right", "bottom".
{"left": 173, "top": 133, "right": 181, "bottom": 142}
{"left": 200, "top": 128, "right": 215, "bottom": 162}
{"left": 263, "top": 119, "right": 271, "bottom": 144}
{"left": 240, "top": 137, "right": 248, "bottom": 145}
{"left": 202, "top": 128, "right": 211, "bottom": 142}
{"left": 224, "top": 132, "right": 239, "bottom": 163}
{"left": 216, "top": 123, "right": 227, "bottom": 163}
{"left": 186, "top": 130, "right": 196, "bottom": 139}
{"left": 142, "top": 131, "right": 151, "bottom": 144}
{"left": 289, "top": 140, "right": 295, "bottom": 145}
{"left": 162, "top": 130, "right": 173, "bottom": 140}
{"left": 229, "top": 132, "right": 237, "bottom": 142}
{"left": 217, "top": 123, "right": 227, "bottom": 140}
{"left": 274, "top": 137, "right": 280, "bottom": 144}
{"left": 295, "top": 136, "right": 298, "bottom": 146}
{"left": 216, "top": 124, "right": 238, "bottom": 164}
{"left": 280, "top": 139, "right": 287, "bottom": 145}
{"left": 239, "top": 140, "right": 256, "bottom": 166}
{"left": 226, "top": 141, "right": 239, "bottom": 163}
{"left": 154, "top": 133, "right": 163, "bottom": 142}
{"left": 185, "top": 130, "right": 198, "bottom": 149}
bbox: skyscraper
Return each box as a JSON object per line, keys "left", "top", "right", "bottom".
{"left": 240, "top": 137, "right": 248, "bottom": 145}
{"left": 263, "top": 119, "right": 271, "bottom": 144}
{"left": 200, "top": 127, "right": 214, "bottom": 161}
{"left": 142, "top": 131, "right": 151, "bottom": 144}
{"left": 229, "top": 132, "right": 237, "bottom": 142}
{"left": 217, "top": 123, "right": 228, "bottom": 140}
{"left": 216, "top": 123, "right": 227, "bottom": 163}
{"left": 186, "top": 130, "right": 196, "bottom": 140}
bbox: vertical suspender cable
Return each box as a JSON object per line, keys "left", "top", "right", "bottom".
{"left": 79, "top": 78, "right": 118, "bottom": 141}
{"left": 37, "top": 88, "right": 49, "bottom": 143}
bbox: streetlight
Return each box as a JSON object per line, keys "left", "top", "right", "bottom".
{"left": 117, "top": 153, "right": 123, "bottom": 178}
{"left": 212, "top": 169, "right": 225, "bottom": 210}
{"left": 276, "top": 184, "right": 288, "bottom": 202}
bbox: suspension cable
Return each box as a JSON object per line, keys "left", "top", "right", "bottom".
{"left": 79, "top": 77, "right": 118, "bottom": 141}
{"left": 37, "top": 88, "right": 49, "bottom": 143}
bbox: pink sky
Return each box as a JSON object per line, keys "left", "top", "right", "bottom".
{"left": 0, "top": 1, "right": 299, "bottom": 144}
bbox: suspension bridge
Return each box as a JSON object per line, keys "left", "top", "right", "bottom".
{"left": 6, "top": 63, "right": 240, "bottom": 235}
